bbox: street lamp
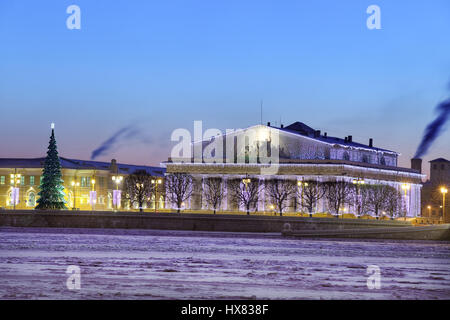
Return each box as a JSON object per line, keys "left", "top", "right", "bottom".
{"left": 441, "top": 187, "right": 448, "bottom": 222}
{"left": 242, "top": 177, "right": 251, "bottom": 190}
{"left": 427, "top": 205, "right": 431, "bottom": 217}
{"left": 151, "top": 178, "right": 162, "bottom": 213}
{"left": 297, "top": 180, "right": 309, "bottom": 216}
{"left": 269, "top": 204, "right": 275, "bottom": 216}
{"left": 112, "top": 175, "right": 123, "bottom": 210}
{"left": 401, "top": 183, "right": 411, "bottom": 219}
{"left": 71, "top": 180, "right": 80, "bottom": 210}
{"left": 353, "top": 178, "right": 365, "bottom": 218}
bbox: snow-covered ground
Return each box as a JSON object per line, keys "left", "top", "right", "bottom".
{"left": 0, "top": 227, "right": 449, "bottom": 299}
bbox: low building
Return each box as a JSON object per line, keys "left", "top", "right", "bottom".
{"left": 165, "top": 122, "right": 424, "bottom": 217}
{"left": 421, "top": 158, "right": 450, "bottom": 219}
{"left": 0, "top": 157, "right": 165, "bottom": 211}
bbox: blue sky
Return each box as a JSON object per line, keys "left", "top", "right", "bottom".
{"left": 0, "top": 0, "right": 449, "bottom": 177}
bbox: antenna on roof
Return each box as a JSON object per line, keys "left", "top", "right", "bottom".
{"left": 260, "top": 100, "right": 263, "bottom": 125}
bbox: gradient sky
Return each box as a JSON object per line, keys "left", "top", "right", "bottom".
{"left": 1, "top": 0, "right": 449, "bottom": 178}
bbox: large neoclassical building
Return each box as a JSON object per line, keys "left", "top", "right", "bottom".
{"left": 165, "top": 121, "right": 425, "bottom": 217}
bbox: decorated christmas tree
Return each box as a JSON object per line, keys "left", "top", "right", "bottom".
{"left": 35, "top": 124, "right": 67, "bottom": 210}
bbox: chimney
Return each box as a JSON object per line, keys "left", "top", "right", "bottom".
{"left": 369, "top": 138, "right": 373, "bottom": 147}
{"left": 314, "top": 130, "right": 321, "bottom": 138}
{"left": 267, "top": 122, "right": 271, "bottom": 126}
{"left": 280, "top": 124, "right": 284, "bottom": 128}
{"left": 344, "top": 137, "right": 348, "bottom": 142}
{"left": 324, "top": 132, "right": 327, "bottom": 138}
{"left": 348, "top": 135, "right": 352, "bottom": 142}
{"left": 411, "top": 158, "right": 422, "bottom": 173}
{"left": 110, "top": 159, "right": 118, "bottom": 174}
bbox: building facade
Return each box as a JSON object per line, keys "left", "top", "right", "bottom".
{"left": 165, "top": 122, "right": 424, "bottom": 217}
{"left": 0, "top": 158, "right": 165, "bottom": 211}
{"left": 421, "top": 158, "right": 450, "bottom": 219}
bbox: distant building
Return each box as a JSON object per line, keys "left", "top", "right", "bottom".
{"left": 0, "top": 158, "right": 165, "bottom": 210}
{"left": 421, "top": 158, "right": 450, "bottom": 218}
{"left": 165, "top": 122, "right": 424, "bottom": 217}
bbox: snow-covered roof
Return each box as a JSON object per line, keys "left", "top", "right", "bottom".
{"left": 0, "top": 157, "right": 165, "bottom": 176}
{"left": 275, "top": 121, "right": 398, "bottom": 155}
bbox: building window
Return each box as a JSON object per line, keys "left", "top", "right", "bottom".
{"left": 343, "top": 152, "right": 350, "bottom": 161}
{"left": 30, "top": 176, "right": 35, "bottom": 185}
{"left": 441, "top": 164, "right": 445, "bottom": 170}
{"left": 433, "top": 164, "right": 437, "bottom": 170}
{"left": 362, "top": 155, "right": 369, "bottom": 163}
{"left": 20, "top": 176, "right": 25, "bottom": 185}
{"left": 27, "top": 192, "right": 36, "bottom": 207}
{"left": 81, "top": 177, "right": 91, "bottom": 188}
{"left": 0, "top": 176, "right": 4, "bottom": 185}
{"left": 380, "top": 156, "right": 386, "bottom": 166}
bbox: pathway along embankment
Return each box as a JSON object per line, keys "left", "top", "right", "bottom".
{"left": 0, "top": 209, "right": 430, "bottom": 237}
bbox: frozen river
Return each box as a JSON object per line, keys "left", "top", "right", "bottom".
{"left": 0, "top": 227, "right": 449, "bottom": 299}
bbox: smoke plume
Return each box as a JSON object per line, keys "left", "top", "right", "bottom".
{"left": 414, "top": 97, "right": 450, "bottom": 158}
{"left": 91, "top": 125, "right": 152, "bottom": 160}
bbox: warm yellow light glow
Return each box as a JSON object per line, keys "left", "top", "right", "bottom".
{"left": 257, "top": 128, "right": 269, "bottom": 141}
{"left": 91, "top": 179, "right": 95, "bottom": 184}
{"left": 427, "top": 205, "right": 431, "bottom": 209}
{"left": 157, "top": 179, "right": 162, "bottom": 184}
{"left": 441, "top": 187, "right": 448, "bottom": 194}
{"left": 401, "top": 183, "right": 410, "bottom": 190}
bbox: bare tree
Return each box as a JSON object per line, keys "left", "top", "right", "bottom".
{"left": 165, "top": 173, "right": 193, "bottom": 213}
{"left": 266, "top": 179, "right": 296, "bottom": 216}
{"left": 352, "top": 184, "right": 371, "bottom": 217}
{"left": 298, "top": 181, "right": 326, "bottom": 216}
{"left": 384, "top": 187, "right": 401, "bottom": 219}
{"left": 122, "top": 170, "right": 154, "bottom": 212}
{"left": 324, "top": 181, "right": 355, "bottom": 217}
{"left": 203, "top": 177, "right": 223, "bottom": 214}
{"left": 367, "top": 184, "right": 391, "bottom": 219}
{"left": 228, "top": 178, "right": 261, "bottom": 215}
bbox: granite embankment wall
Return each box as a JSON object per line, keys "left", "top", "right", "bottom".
{"left": 0, "top": 210, "right": 412, "bottom": 233}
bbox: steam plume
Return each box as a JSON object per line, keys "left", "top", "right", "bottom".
{"left": 91, "top": 125, "right": 152, "bottom": 160}
{"left": 414, "top": 97, "right": 450, "bottom": 158}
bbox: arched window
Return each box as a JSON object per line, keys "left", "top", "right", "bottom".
{"left": 380, "top": 156, "right": 386, "bottom": 166}
{"left": 27, "top": 192, "right": 36, "bottom": 207}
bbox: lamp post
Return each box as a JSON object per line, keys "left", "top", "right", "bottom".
{"left": 71, "top": 180, "right": 80, "bottom": 210}
{"left": 401, "top": 183, "right": 411, "bottom": 220}
{"left": 297, "top": 180, "right": 309, "bottom": 216}
{"left": 242, "top": 176, "right": 251, "bottom": 190}
{"left": 427, "top": 205, "right": 431, "bottom": 217}
{"left": 10, "top": 171, "right": 21, "bottom": 210}
{"left": 242, "top": 176, "right": 251, "bottom": 215}
{"left": 352, "top": 178, "right": 365, "bottom": 218}
{"left": 151, "top": 178, "right": 162, "bottom": 213}
{"left": 112, "top": 175, "right": 123, "bottom": 210}
{"left": 269, "top": 204, "right": 275, "bottom": 216}
{"left": 441, "top": 187, "right": 448, "bottom": 222}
